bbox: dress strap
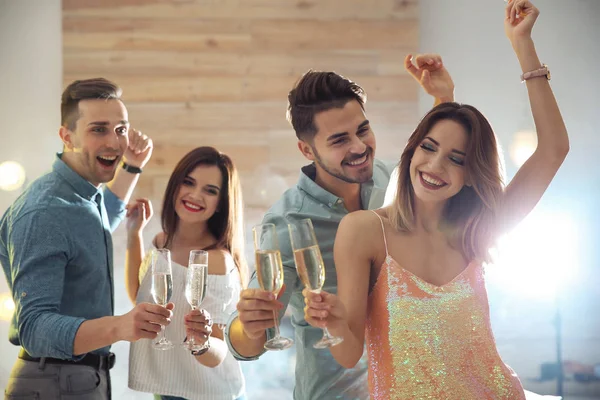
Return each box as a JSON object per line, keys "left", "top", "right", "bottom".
{"left": 369, "top": 210, "right": 390, "bottom": 258}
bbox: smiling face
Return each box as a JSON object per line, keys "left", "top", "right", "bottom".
{"left": 59, "top": 99, "right": 129, "bottom": 186}
{"left": 409, "top": 119, "right": 470, "bottom": 204}
{"left": 173, "top": 164, "right": 223, "bottom": 225}
{"left": 390, "top": 103, "right": 505, "bottom": 263}
{"left": 298, "top": 100, "right": 375, "bottom": 184}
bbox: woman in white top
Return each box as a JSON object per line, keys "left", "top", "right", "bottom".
{"left": 125, "top": 146, "right": 248, "bottom": 400}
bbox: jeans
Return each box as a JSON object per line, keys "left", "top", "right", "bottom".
{"left": 5, "top": 358, "right": 111, "bottom": 400}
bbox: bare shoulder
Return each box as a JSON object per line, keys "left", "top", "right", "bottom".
{"left": 339, "top": 209, "right": 384, "bottom": 236}
{"left": 206, "top": 248, "right": 233, "bottom": 276}
{"left": 339, "top": 208, "right": 391, "bottom": 259}
{"left": 336, "top": 210, "right": 384, "bottom": 258}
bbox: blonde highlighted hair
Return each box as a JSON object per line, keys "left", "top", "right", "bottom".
{"left": 388, "top": 102, "right": 504, "bottom": 263}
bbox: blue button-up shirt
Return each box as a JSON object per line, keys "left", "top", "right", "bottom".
{"left": 226, "top": 159, "right": 393, "bottom": 400}
{"left": 0, "top": 154, "right": 126, "bottom": 359}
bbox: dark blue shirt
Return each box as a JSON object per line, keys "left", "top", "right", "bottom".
{"left": 0, "top": 154, "right": 126, "bottom": 359}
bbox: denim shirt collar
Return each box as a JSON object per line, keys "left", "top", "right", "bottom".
{"left": 53, "top": 153, "right": 103, "bottom": 203}
{"left": 297, "top": 163, "right": 377, "bottom": 210}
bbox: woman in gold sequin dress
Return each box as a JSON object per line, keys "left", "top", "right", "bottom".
{"left": 302, "top": 1, "right": 568, "bottom": 399}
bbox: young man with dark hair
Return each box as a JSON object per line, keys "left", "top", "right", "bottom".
{"left": 225, "top": 56, "right": 455, "bottom": 399}
{"left": 1, "top": 78, "right": 173, "bottom": 399}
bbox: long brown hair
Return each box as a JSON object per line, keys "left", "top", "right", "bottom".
{"left": 161, "top": 146, "right": 247, "bottom": 286}
{"left": 389, "top": 102, "right": 504, "bottom": 263}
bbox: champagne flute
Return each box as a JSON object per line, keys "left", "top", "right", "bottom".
{"left": 216, "top": 295, "right": 231, "bottom": 332}
{"left": 253, "top": 223, "right": 294, "bottom": 351}
{"left": 151, "top": 248, "right": 174, "bottom": 350}
{"left": 288, "top": 218, "right": 343, "bottom": 349}
{"left": 183, "top": 250, "right": 209, "bottom": 352}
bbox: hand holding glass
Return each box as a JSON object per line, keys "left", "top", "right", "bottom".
{"left": 289, "top": 218, "right": 343, "bottom": 348}
{"left": 184, "top": 250, "right": 209, "bottom": 352}
{"left": 150, "top": 248, "right": 174, "bottom": 350}
{"left": 253, "top": 223, "right": 294, "bottom": 351}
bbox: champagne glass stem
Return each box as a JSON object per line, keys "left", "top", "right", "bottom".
{"left": 159, "top": 319, "right": 166, "bottom": 343}
{"left": 187, "top": 305, "right": 197, "bottom": 348}
{"left": 322, "top": 326, "right": 336, "bottom": 339}
{"left": 272, "top": 309, "right": 282, "bottom": 338}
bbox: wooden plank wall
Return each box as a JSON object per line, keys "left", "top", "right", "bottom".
{"left": 62, "top": 0, "right": 419, "bottom": 219}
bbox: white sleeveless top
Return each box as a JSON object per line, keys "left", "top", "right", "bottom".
{"left": 128, "top": 248, "right": 245, "bottom": 400}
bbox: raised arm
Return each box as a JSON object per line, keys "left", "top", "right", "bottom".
{"left": 405, "top": 53, "right": 455, "bottom": 107}
{"left": 499, "top": 0, "right": 569, "bottom": 233}
{"left": 106, "top": 128, "right": 153, "bottom": 205}
{"left": 124, "top": 199, "right": 153, "bottom": 304}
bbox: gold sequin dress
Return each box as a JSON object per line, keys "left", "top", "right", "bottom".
{"left": 366, "top": 211, "right": 527, "bottom": 399}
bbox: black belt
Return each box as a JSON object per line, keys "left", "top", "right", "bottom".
{"left": 18, "top": 348, "right": 115, "bottom": 370}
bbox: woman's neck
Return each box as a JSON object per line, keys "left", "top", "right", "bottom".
{"left": 170, "top": 220, "right": 214, "bottom": 248}
{"left": 413, "top": 198, "right": 446, "bottom": 233}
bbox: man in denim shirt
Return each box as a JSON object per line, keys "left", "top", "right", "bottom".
{"left": 225, "top": 55, "right": 455, "bottom": 399}
{"left": 1, "top": 78, "right": 173, "bottom": 399}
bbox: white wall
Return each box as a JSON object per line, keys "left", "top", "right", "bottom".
{"left": 0, "top": 0, "right": 63, "bottom": 210}
{"left": 0, "top": 0, "right": 62, "bottom": 386}
{"left": 419, "top": 0, "right": 600, "bottom": 179}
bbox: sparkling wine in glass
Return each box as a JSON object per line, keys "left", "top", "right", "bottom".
{"left": 151, "top": 248, "right": 174, "bottom": 350}
{"left": 289, "top": 218, "right": 343, "bottom": 349}
{"left": 253, "top": 223, "right": 294, "bottom": 351}
{"left": 183, "top": 250, "right": 209, "bottom": 351}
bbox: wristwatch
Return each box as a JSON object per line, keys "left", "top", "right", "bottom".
{"left": 122, "top": 162, "right": 143, "bottom": 174}
{"left": 521, "top": 64, "right": 551, "bottom": 83}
